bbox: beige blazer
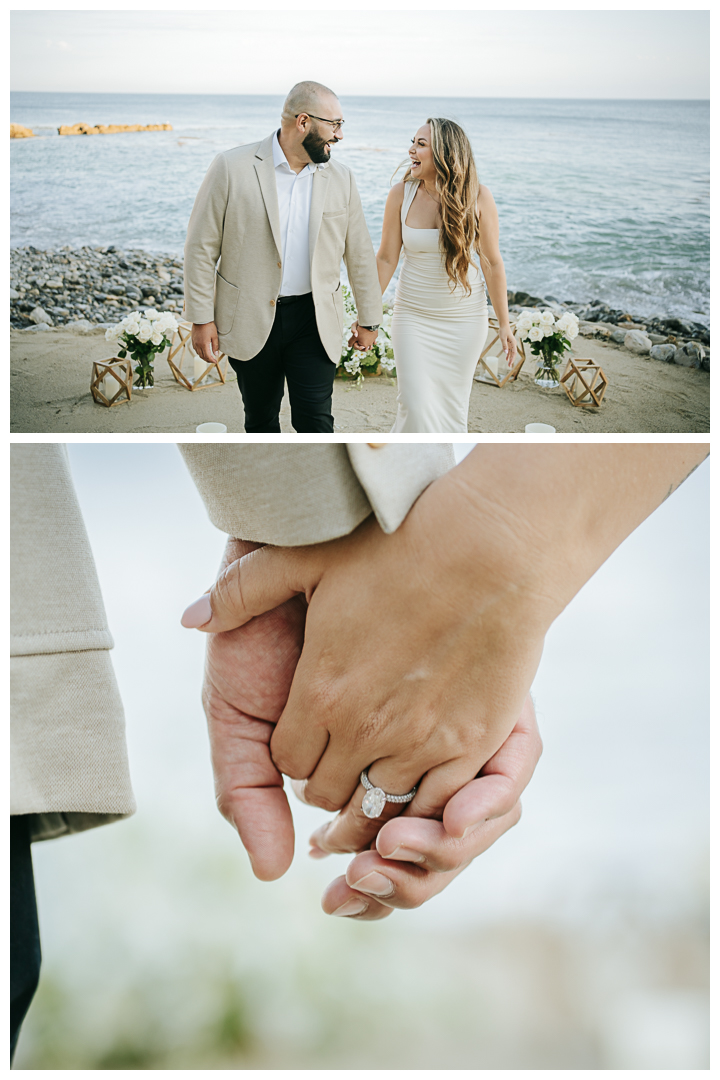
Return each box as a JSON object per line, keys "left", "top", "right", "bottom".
{"left": 11, "top": 444, "right": 454, "bottom": 840}
{"left": 184, "top": 133, "right": 383, "bottom": 363}
{"left": 10, "top": 446, "right": 135, "bottom": 842}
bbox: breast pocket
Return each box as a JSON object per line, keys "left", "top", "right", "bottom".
{"left": 214, "top": 272, "right": 239, "bottom": 336}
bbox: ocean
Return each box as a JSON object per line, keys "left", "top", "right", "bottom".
{"left": 10, "top": 92, "right": 709, "bottom": 325}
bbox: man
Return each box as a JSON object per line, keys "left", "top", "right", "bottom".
{"left": 184, "top": 81, "right": 382, "bottom": 432}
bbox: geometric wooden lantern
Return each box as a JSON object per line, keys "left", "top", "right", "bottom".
{"left": 90, "top": 357, "right": 133, "bottom": 407}
{"left": 166, "top": 320, "right": 229, "bottom": 391}
{"left": 559, "top": 357, "right": 608, "bottom": 407}
{"left": 475, "top": 316, "right": 527, "bottom": 387}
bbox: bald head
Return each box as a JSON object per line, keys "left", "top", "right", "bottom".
{"left": 281, "top": 81, "right": 340, "bottom": 124}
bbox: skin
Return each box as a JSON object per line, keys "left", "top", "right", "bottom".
{"left": 192, "top": 92, "right": 377, "bottom": 362}
{"left": 200, "top": 538, "right": 542, "bottom": 917}
{"left": 372, "top": 123, "right": 517, "bottom": 365}
{"left": 184, "top": 444, "right": 709, "bottom": 919}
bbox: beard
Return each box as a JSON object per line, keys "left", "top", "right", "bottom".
{"left": 302, "top": 124, "right": 336, "bottom": 164}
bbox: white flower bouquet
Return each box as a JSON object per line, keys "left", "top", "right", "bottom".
{"left": 338, "top": 287, "right": 396, "bottom": 385}
{"left": 515, "top": 308, "right": 580, "bottom": 387}
{"left": 105, "top": 309, "right": 179, "bottom": 388}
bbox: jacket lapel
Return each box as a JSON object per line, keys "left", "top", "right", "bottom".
{"left": 308, "top": 168, "right": 329, "bottom": 268}
{"left": 254, "top": 134, "right": 282, "bottom": 258}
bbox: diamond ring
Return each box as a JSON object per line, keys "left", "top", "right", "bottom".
{"left": 360, "top": 770, "right": 418, "bottom": 819}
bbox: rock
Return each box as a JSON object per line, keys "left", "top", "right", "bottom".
{"left": 611, "top": 329, "right": 627, "bottom": 344}
{"left": 29, "top": 323, "right": 52, "bottom": 331}
{"left": 65, "top": 319, "right": 94, "bottom": 330}
{"left": 10, "top": 288, "right": 19, "bottom": 300}
{"left": 10, "top": 123, "right": 35, "bottom": 138}
{"left": 673, "top": 342, "right": 705, "bottom": 368}
{"left": 29, "top": 306, "right": 53, "bottom": 326}
{"left": 57, "top": 122, "right": 173, "bottom": 136}
{"left": 647, "top": 333, "right": 667, "bottom": 344}
{"left": 624, "top": 330, "right": 652, "bottom": 354}
{"left": 45, "top": 278, "right": 64, "bottom": 289}
{"left": 650, "top": 344, "right": 676, "bottom": 363}
{"left": 512, "top": 290, "right": 546, "bottom": 308}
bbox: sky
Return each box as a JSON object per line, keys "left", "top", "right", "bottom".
{"left": 10, "top": 7, "right": 710, "bottom": 99}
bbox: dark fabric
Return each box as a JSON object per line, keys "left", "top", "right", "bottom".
{"left": 229, "top": 294, "right": 336, "bottom": 433}
{"left": 10, "top": 816, "right": 41, "bottom": 1063}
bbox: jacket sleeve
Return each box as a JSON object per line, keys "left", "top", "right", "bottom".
{"left": 183, "top": 152, "right": 230, "bottom": 325}
{"left": 10, "top": 445, "right": 136, "bottom": 841}
{"left": 178, "top": 443, "right": 456, "bottom": 546}
{"left": 343, "top": 169, "right": 384, "bottom": 328}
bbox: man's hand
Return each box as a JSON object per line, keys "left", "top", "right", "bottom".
{"left": 192, "top": 321, "right": 220, "bottom": 364}
{"left": 200, "top": 539, "right": 307, "bottom": 881}
{"left": 348, "top": 321, "right": 378, "bottom": 352}
{"left": 318, "top": 695, "right": 541, "bottom": 919}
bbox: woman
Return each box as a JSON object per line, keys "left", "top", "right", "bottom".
{"left": 371, "top": 118, "right": 516, "bottom": 433}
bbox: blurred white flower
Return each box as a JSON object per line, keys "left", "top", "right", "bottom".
{"left": 540, "top": 309, "right": 556, "bottom": 326}
{"left": 529, "top": 326, "right": 544, "bottom": 342}
{"left": 150, "top": 329, "right": 165, "bottom": 346}
{"left": 137, "top": 322, "right": 153, "bottom": 342}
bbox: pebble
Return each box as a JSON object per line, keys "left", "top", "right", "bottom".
{"left": 10, "top": 246, "right": 185, "bottom": 330}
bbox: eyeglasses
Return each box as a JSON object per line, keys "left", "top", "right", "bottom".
{"left": 296, "top": 113, "right": 344, "bottom": 132}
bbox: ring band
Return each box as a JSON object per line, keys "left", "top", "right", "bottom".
{"left": 360, "top": 769, "right": 418, "bottom": 819}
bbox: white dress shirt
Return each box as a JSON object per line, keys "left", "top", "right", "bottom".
{"left": 272, "top": 130, "right": 326, "bottom": 297}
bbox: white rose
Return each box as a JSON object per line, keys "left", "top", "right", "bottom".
{"left": 529, "top": 326, "right": 544, "bottom": 342}
{"left": 137, "top": 322, "right": 153, "bottom": 342}
{"left": 144, "top": 308, "right": 160, "bottom": 321}
{"left": 540, "top": 309, "right": 556, "bottom": 326}
{"left": 104, "top": 327, "right": 119, "bottom": 342}
{"left": 150, "top": 329, "right": 164, "bottom": 346}
{"left": 515, "top": 310, "right": 533, "bottom": 331}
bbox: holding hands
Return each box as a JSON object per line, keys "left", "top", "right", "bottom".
{"left": 182, "top": 444, "right": 708, "bottom": 918}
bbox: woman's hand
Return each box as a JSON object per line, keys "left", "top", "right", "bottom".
{"left": 319, "top": 695, "right": 541, "bottom": 918}
{"left": 499, "top": 323, "right": 517, "bottom": 367}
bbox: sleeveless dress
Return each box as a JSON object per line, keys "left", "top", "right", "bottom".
{"left": 391, "top": 180, "right": 489, "bottom": 433}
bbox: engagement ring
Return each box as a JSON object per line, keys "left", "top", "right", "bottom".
{"left": 360, "top": 770, "right": 418, "bottom": 819}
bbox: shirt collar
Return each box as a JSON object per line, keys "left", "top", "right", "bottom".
{"left": 272, "top": 129, "right": 327, "bottom": 173}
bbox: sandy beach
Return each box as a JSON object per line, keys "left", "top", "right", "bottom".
{"left": 11, "top": 325, "right": 709, "bottom": 434}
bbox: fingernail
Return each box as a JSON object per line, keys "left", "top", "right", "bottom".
{"left": 385, "top": 847, "right": 426, "bottom": 864}
{"left": 181, "top": 594, "right": 212, "bottom": 629}
{"left": 308, "top": 846, "right": 330, "bottom": 860}
{"left": 332, "top": 898, "right": 368, "bottom": 918}
{"left": 460, "top": 820, "right": 486, "bottom": 840}
{"left": 351, "top": 872, "right": 394, "bottom": 897}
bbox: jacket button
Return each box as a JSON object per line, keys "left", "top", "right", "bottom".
{"left": 270, "top": 300, "right": 275, "bottom": 306}
{"left": 277, "top": 261, "right": 282, "bottom": 268}
{"left": 367, "top": 443, "right": 386, "bottom": 449}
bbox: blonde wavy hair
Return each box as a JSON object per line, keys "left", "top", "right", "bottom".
{"left": 403, "top": 118, "right": 485, "bottom": 294}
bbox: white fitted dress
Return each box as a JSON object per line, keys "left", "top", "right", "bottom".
{"left": 391, "top": 180, "right": 489, "bottom": 433}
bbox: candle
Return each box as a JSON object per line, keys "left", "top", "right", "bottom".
{"left": 101, "top": 372, "right": 116, "bottom": 401}
{"left": 193, "top": 351, "right": 206, "bottom": 383}
{"left": 485, "top": 356, "right": 499, "bottom": 380}
{"left": 525, "top": 423, "right": 556, "bottom": 434}
{"left": 196, "top": 422, "right": 227, "bottom": 433}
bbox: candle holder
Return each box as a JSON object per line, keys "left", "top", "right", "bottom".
{"left": 166, "top": 321, "right": 229, "bottom": 391}
{"left": 560, "top": 358, "right": 608, "bottom": 407}
{"left": 90, "top": 358, "right": 133, "bottom": 407}
{"left": 475, "top": 317, "right": 526, "bottom": 387}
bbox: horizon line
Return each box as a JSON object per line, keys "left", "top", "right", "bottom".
{"left": 10, "top": 90, "right": 710, "bottom": 103}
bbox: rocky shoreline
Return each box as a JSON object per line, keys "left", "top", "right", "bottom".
{"left": 10, "top": 246, "right": 710, "bottom": 371}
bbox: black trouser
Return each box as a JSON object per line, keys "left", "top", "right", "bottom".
{"left": 10, "top": 816, "right": 41, "bottom": 1063}
{"left": 229, "top": 293, "right": 336, "bottom": 433}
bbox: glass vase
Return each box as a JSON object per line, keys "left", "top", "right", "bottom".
{"left": 534, "top": 356, "right": 561, "bottom": 389}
